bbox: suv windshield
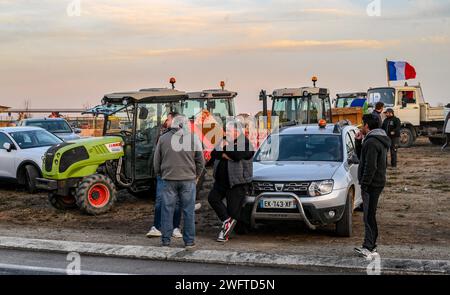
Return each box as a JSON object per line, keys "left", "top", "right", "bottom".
{"left": 9, "top": 130, "right": 62, "bottom": 149}
{"left": 26, "top": 120, "right": 72, "bottom": 133}
{"left": 367, "top": 88, "right": 395, "bottom": 107}
{"left": 255, "top": 134, "right": 343, "bottom": 162}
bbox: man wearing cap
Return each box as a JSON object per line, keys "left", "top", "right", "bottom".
{"left": 381, "top": 108, "right": 401, "bottom": 168}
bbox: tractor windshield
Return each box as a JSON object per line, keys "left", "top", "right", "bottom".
{"left": 272, "top": 96, "right": 331, "bottom": 125}
{"left": 105, "top": 105, "right": 135, "bottom": 135}
{"left": 182, "top": 99, "right": 234, "bottom": 122}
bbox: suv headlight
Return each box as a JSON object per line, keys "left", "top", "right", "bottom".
{"left": 308, "top": 180, "right": 334, "bottom": 197}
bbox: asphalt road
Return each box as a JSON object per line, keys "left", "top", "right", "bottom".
{"left": 0, "top": 248, "right": 335, "bottom": 275}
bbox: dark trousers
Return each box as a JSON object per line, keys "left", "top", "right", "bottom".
{"left": 208, "top": 182, "right": 247, "bottom": 222}
{"left": 362, "top": 186, "right": 384, "bottom": 251}
{"left": 389, "top": 137, "right": 399, "bottom": 167}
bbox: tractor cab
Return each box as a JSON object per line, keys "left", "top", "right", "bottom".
{"left": 260, "top": 77, "right": 332, "bottom": 127}
{"left": 183, "top": 83, "right": 237, "bottom": 161}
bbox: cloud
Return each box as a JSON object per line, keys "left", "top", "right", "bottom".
{"left": 263, "top": 39, "right": 392, "bottom": 50}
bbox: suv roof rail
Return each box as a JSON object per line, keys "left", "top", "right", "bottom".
{"left": 333, "top": 120, "right": 352, "bottom": 134}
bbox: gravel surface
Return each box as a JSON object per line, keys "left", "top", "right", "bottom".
{"left": 0, "top": 138, "right": 449, "bottom": 260}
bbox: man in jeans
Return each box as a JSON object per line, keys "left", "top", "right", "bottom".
{"left": 147, "top": 113, "right": 182, "bottom": 239}
{"left": 354, "top": 114, "right": 391, "bottom": 258}
{"left": 208, "top": 120, "right": 254, "bottom": 242}
{"left": 154, "top": 114, "right": 204, "bottom": 248}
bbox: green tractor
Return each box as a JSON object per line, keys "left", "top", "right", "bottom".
{"left": 37, "top": 88, "right": 187, "bottom": 215}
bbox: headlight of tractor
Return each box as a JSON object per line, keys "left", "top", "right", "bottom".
{"left": 308, "top": 180, "right": 334, "bottom": 197}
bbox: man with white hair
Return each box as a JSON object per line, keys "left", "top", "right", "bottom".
{"left": 154, "top": 113, "right": 204, "bottom": 248}
{"left": 208, "top": 119, "right": 255, "bottom": 242}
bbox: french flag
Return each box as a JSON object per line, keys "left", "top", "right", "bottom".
{"left": 388, "top": 61, "right": 417, "bottom": 81}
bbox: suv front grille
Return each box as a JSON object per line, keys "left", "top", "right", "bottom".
{"left": 252, "top": 181, "right": 310, "bottom": 196}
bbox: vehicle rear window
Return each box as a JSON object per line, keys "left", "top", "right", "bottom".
{"left": 26, "top": 120, "right": 72, "bottom": 133}
{"left": 9, "top": 130, "right": 62, "bottom": 149}
{"left": 255, "top": 134, "right": 343, "bottom": 162}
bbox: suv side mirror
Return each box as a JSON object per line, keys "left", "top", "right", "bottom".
{"left": 348, "top": 152, "right": 359, "bottom": 165}
{"left": 74, "top": 128, "right": 82, "bottom": 134}
{"left": 3, "top": 142, "right": 14, "bottom": 152}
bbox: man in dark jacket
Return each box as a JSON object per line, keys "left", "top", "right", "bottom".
{"left": 208, "top": 120, "right": 254, "bottom": 242}
{"left": 381, "top": 108, "right": 401, "bottom": 167}
{"left": 372, "top": 101, "right": 385, "bottom": 128}
{"left": 354, "top": 114, "right": 391, "bottom": 258}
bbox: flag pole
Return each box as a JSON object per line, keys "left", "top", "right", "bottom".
{"left": 386, "top": 58, "right": 391, "bottom": 87}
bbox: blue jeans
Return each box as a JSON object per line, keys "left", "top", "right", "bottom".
{"left": 161, "top": 180, "right": 196, "bottom": 246}
{"left": 153, "top": 177, "right": 181, "bottom": 230}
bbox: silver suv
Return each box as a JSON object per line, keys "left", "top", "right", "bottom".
{"left": 244, "top": 122, "right": 362, "bottom": 237}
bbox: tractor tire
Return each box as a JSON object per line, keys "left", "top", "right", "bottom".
{"left": 75, "top": 174, "right": 117, "bottom": 215}
{"left": 399, "top": 128, "right": 414, "bottom": 148}
{"left": 48, "top": 193, "right": 77, "bottom": 210}
{"left": 335, "top": 189, "right": 354, "bottom": 237}
{"left": 429, "top": 137, "right": 446, "bottom": 146}
{"left": 25, "top": 165, "right": 39, "bottom": 194}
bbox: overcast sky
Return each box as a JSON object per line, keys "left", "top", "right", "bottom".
{"left": 1, "top": 0, "right": 449, "bottom": 114}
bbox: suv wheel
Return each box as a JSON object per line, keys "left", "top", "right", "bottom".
{"left": 335, "top": 189, "right": 353, "bottom": 237}
{"left": 76, "top": 174, "right": 117, "bottom": 215}
{"left": 25, "top": 165, "right": 39, "bottom": 194}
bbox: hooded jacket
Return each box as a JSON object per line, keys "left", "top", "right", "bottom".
{"left": 355, "top": 129, "right": 391, "bottom": 190}
{"left": 153, "top": 127, "right": 204, "bottom": 181}
{"left": 211, "top": 135, "right": 254, "bottom": 188}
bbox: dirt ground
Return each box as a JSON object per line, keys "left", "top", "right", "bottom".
{"left": 0, "top": 138, "right": 449, "bottom": 260}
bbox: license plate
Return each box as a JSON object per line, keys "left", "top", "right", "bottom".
{"left": 260, "top": 198, "right": 296, "bottom": 209}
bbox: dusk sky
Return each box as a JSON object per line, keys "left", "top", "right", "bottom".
{"left": 1, "top": 0, "right": 449, "bottom": 114}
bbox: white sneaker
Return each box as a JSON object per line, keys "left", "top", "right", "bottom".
{"left": 146, "top": 226, "right": 162, "bottom": 238}
{"left": 195, "top": 203, "right": 202, "bottom": 211}
{"left": 172, "top": 228, "right": 183, "bottom": 238}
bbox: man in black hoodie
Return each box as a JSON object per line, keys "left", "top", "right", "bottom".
{"left": 354, "top": 114, "right": 391, "bottom": 258}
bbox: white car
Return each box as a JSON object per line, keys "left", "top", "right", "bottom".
{"left": 0, "top": 127, "right": 63, "bottom": 193}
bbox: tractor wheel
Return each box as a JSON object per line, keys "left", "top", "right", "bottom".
{"left": 399, "top": 128, "right": 414, "bottom": 148}
{"left": 25, "top": 165, "right": 39, "bottom": 194}
{"left": 48, "top": 193, "right": 77, "bottom": 210}
{"left": 75, "top": 174, "right": 117, "bottom": 215}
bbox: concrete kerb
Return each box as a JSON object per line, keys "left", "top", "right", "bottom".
{"left": 0, "top": 236, "right": 448, "bottom": 274}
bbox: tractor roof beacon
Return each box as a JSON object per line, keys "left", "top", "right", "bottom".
{"left": 37, "top": 88, "right": 188, "bottom": 215}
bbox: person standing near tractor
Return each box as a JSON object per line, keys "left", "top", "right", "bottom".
{"left": 372, "top": 102, "right": 385, "bottom": 128}
{"left": 208, "top": 120, "right": 254, "bottom": 242}
{"left": 147, "top": 112, "right": 183, "bottom": 239}
{"left": 154, "top": 114, "right": 204, "bottom": 248}
{"left": 382, "top": 108, "right": 401, "bottom": 168}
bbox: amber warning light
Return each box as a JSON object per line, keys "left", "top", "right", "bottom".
{"left": 318, "top": 119, "right": 327, "bottom": 128}
{"left": 169, "top": 77, "right": 176, "bottom": 89}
